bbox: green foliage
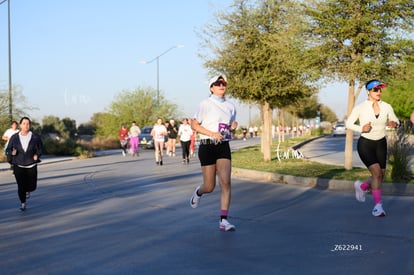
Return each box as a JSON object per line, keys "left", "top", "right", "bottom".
{"left": 381, "top": 55, "right": 414, "bottom": 120}
{"left": 232, "top": 140, "right": 413, "bottom": 183}
{"left": 43, "top": 138, "right": 80, "bottom": 156}
{"left": 310, "top": 127, "right": 324, "bottom": 136}
{"left": 387, "top": 126, "right": 413, "bottom": 181}
{"left": 200, "top": 0, "right": 322, "bottom": 161}
{"left": 232, "top": 143, "right": 373, "bottom": 181}
{"left": 304, "top": 0, "right": 414, "bottom": 169}
{"left": 0, "top": 86, "right": 37, "bottom": 136}
{"left": 30, "top": 120, "right": 42, "bottom": 133}
{"left": 304, "top": 0, "right": 414, "bottom": 84}
{"left": 202, "top": 0, "right": 319, "bottom": 108}
{"left": 319, "top": 104, "right": 338, "bottom": 123}
{"left": 286, "top": 95, "right": 321, "bottom": 120}
{"left": 41, "top": 116, "right": 77, "bottom": 139}
{"left": 90, "top": 112, "right": 118, "bottom": 138}
{"left": 77, "top": 122, "right": 96, "bottom": 136}
{"left": 93, "top": 87, "right": 181, "bottom": 138}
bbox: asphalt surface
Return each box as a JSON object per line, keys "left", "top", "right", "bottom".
{"left": 298, "top": 134, "right": 365, "bottom": 168}
{"left": 1, "top": 138, "right": 413, "bottom": 275}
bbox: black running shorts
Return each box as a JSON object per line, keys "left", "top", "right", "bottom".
{"left": 198, "top": 141, "right": 231, "bottom": 166}
{"left": 357, "top": 136, "right": 387, "bottom": 169}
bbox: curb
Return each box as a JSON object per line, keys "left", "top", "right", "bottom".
{"left": 291, "top": 134, "right": 326, "bottom": 150}
{"left": 231, "top": 134, "right": 414, "bottom": 196}
{"left": 232, "top": 167, "right": 414, "bottom": 196}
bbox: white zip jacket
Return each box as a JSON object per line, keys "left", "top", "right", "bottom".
{"left": 346, "top": 100, "right": 399, "bottom": 141}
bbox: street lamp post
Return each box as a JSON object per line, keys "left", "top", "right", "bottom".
{"left": 140, "top": 45, "right": 184, "bottom": 106}
{"left": 0, "top": 0, "right": 13, "bottom": 123}
{"left": 7, "top": 0, "right": 12, "bottom": 123}
{"left": 0, "top": 0, "right": 12, "bottom": 123}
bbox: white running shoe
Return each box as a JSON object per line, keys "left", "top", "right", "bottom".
{"left": 354, "top": 180, "right": 366, "bottom": 202}
{"left": 372, "top": 203, "right": 386, "bottom": 217}
{"left": 219, "top": 219, "right": 236, "bottom": 232}
{"left": 190, "top": 186, "right": 201, "bottom": 208}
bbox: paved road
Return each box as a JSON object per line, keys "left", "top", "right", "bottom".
{"left": 1, "top": 139, "right": 413, "bottom": 275}
{"left": 299, "top": 135, "right": 365, "bottom": 168}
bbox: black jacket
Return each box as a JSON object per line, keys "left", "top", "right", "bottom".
{"left": 6, "top": 132, "right": 43, "bottom": 166}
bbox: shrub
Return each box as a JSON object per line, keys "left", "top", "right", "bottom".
{"left": 43, "top": 138, "right": 80, "bottom": 156}
{"left": 77, "top": 136, "right": 119, "bottom": 151}
{"left": 387, "top": 125, "right": 413, "bottom": 181}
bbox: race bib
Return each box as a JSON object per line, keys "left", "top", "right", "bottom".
{"left": 218, "top": 123, "right": 232, "bottom": 141}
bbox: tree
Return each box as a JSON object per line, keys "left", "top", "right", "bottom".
{"left": 90, "top": 112, "right": 118, "bottom": 138}
{"left": 304, "top": 0, "right": 414, "bottom": 169}
{"left": 284, "top": 95, "right": 321, "bottom": 137}
{"left": 200, "top": 0, "right": 320, "bottom": 161}
{"left": 0, "top": 86, "right": 35, "bottom": 135}
{"left": 295, "top": 95, "right": 321, "bottom": 122}
{"left": 77, "top": 122, "right": 96, "bottom": 136}
{"left": 93, "top": 87, "right": 181, "bottom": 138}
{"left": 41, "top": 116, "right": 77, "bottom": 140}
{"left": 61, "top": 117, "right": 77, "bottom": 139}
{"left": 381, "top": 54, "right": 414, "bottom": 120}
{"left": 319, "top": 104, "right": 338, "bottom": 123}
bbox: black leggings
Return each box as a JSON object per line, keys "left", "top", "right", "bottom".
{"left": 181, "top": 140, "right": 190, "bottom": 159}
{"left": 13, "top": 165, "right": 38, "bottom": 203}
{"left": 357, "top": 136, "right": 387, "bottom": 169}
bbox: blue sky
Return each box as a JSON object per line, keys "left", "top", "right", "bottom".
{"left": 0, "top": 0, "right": 354, "bottom": 127}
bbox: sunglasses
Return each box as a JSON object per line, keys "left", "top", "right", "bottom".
{"left": 211, "top": 80, "right": 227, "bottom": 87}
{"left": 371, "top": 88, "right": 382, "bottom": 93}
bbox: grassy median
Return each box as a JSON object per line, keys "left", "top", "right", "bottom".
{"left": 232, "top": 136, "right": 413, "bottom": 184}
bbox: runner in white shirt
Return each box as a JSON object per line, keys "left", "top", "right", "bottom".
{"left": 2, "top": 120, "right": 19, "bottom": 169}
{"left": 178, "top": 118, "right": 193, "bottom": 164}
{"left": 151, "top": 118, "right": 168, "bottom": 165}
{"left": 189, "top": 74, "right": 238, "bottom": 232}
{"left": 2, "top": 120, "right": 19, "bottom": 148}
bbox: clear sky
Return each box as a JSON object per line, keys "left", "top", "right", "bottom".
{"left": 0, "top": 0, "right": 356, "bottom": 127}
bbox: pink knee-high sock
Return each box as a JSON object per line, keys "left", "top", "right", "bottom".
{"left": 360, "top": 181, "right": 370, "bottom": 191}
{"left": 372, "top": 189, "right": 382, "bottom": 204}
{"left": 220, "top": 210, "right": 229, "bottom": 220}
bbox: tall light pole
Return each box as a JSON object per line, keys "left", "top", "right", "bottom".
{"left": 1, "top": 0, "right": 12, "bottom": 123}
{"left": 140, "top": 45, "right": 184, "bottom": 106}
{"left": 7, "top": 0, "right": 12, "bottom": 123}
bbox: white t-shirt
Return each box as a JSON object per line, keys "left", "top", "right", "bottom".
{"left": 346, "top": 100, "right": 399, "bottom": 141}
{"left": 3, "top": 128, "right": 19, "bottom": 139}
{"left": 19, "top": 132, "right": 32, "bottom": 152}
{"left": 152, "top": 124, "right": 167, "bottom": 142}
{"left": 193, "top": 96, "right": 237, "bottom": 141}
{"left": 2, "top": 128, "right": 19, "bottom": 152}
{"left": 178, "top": 124, "right": 192, "bottom": 142}
{"left": 129, "top": 125, "right": 141, "bottom": 137}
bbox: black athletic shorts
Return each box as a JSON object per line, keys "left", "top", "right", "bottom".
{"left": 357, "top": 136, "right": 387, "bottom": 169}
{"left": 198, "top": 140, "right": 231, "bottom": 166}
